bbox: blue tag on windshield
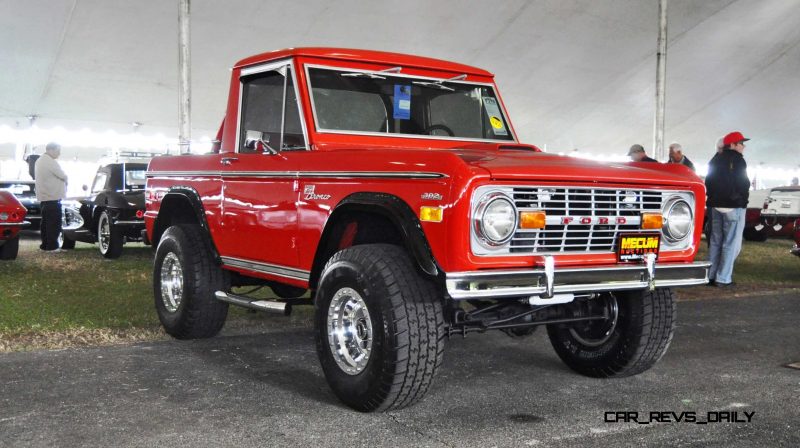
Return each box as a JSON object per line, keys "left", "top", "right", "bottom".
{"left": 393, "top": 85, "right": 411, "bottom": 120}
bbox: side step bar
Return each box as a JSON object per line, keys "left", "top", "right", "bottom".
{"left": 214, "top": 291, "right": 290, "bottom": 315}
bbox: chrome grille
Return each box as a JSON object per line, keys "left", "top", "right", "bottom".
{"left": 510, "top": 187, "right": 663, "bottom": 253}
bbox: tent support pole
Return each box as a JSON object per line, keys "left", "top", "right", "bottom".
{"left": 178, "top": 0, "right": 191, "bottom": 154}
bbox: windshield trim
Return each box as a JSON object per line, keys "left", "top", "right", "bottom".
{"left": 303, "top": 63, "right": 517, "bottom": 143}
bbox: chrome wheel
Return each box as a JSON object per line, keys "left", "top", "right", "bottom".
{"left": 160, "top": 252, "right": 184, "bottom": 313}
{"left": 569, "top": 294, "right": 619, "bottom": 347}
{"left": 327, "top": 287, "right": 373, "bottom": 375}
{"left": 98, "top": 213, "right": 111, "bottom": 254}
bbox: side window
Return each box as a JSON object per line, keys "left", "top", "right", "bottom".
{"left": 91, "top": 173, "right": 108, "bottom": 193}
{"left": 239, "top": 66, "right": 306, "bottom": 153}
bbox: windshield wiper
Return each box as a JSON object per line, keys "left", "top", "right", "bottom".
{"left": 412, "top": 73, "right": 467, "bottom": 92}
{"left": 340, "top": 66, "right": 402, "bottom": 79}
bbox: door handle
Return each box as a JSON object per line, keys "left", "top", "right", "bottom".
{"left": 221, "top": 157, "right": 239, "bottom": 166}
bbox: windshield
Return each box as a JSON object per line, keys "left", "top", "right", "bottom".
{"left": 307, "top": 67, "right": 514, "bottom": 142}
{"left": 0, "top": 182, "right": 35, "bottom": 197}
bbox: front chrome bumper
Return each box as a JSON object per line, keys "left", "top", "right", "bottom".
{"left": 0, "top": 221, "right": 31, "bottom": 227}
{"left": 113, "top": 219, "right": 145, "bottom": 226}
{"left": 445, "top": 257, "right": 710, "bottom": 300}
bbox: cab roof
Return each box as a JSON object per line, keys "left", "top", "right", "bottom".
{"left": 234, "top": 47, "right": 494, "bottom": 77}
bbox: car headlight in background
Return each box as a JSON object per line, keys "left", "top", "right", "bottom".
{"left": 662, "top": 198, "right": 693, "bottom": 242}
{"left": 474, "top": 192, "right": 517, "bottom": 246}
{"left": 62, "top": 204, "right": 85, "bottom": 231}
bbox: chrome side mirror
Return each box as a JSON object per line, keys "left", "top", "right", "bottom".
{"left": 244, "top": 130, "right": 278, "bottom": 155}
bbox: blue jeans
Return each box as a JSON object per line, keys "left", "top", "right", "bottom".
{"left": 708, "top": 208, "right": 746, "bottom": 284}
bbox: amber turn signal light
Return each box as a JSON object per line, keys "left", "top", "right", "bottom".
{"left": 641, "top": 213, "right": 663, "bottom": 230}
{"left": 420, "top": 206, "right": 443, "bottom": 222}
{"left": 519, "top": 211, "right": 546, "bottom": 229}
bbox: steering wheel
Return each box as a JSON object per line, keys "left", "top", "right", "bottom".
{"left": 423, "top": 124, "right": 455, "bottom": 137}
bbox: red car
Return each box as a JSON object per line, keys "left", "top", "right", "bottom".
{"left": 146, "top": 48, "right": 709, "bottom": 411}
{"left": 0, "top": 191, "right": 29, "bottom": 260}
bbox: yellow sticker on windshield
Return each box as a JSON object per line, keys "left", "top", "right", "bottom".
{"left": 490, "top": 116, "right": 503, "bottom": 129}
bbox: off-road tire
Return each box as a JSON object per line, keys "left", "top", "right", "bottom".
{"left": 314, "top": 244, "right": 446, "bottom": 412}
{"left": 98, "top": 210, "right": 124, "bottom": 258}
{"left": 154, "top": 225, "right": 229, "bottom": 339}
{"left": 547, "top": 288, "right": 676, "bottom": 378}
{"left": 0, "top": 236, "right": 19, "bottom": 260}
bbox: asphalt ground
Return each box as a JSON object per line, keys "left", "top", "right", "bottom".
{"left": 1, "top": 292, "right": 798, "bottom": 447}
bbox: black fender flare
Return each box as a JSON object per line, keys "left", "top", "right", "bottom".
{"left": 312, "top": 192, "right": 439, "bottom": 286}
{"left": 153, "top": 186, "right": 220, "bottom": 261}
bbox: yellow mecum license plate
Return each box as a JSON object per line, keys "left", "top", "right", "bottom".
{"left": 617, "top": 233, "right": 660, "bottom": 262}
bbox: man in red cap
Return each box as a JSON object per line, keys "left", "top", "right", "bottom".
{"left": 704, "top": 131, "right": 751, "bottom": 287}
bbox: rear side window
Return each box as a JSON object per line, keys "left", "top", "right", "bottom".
{"left": 91, "top": 173, "right": 108, "bottom": 193}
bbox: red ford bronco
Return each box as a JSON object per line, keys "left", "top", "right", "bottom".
{"left": 145, "top": 48, "right": 709, "bottom": 412}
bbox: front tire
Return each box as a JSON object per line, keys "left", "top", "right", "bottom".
{"left": 314, "top": 244, "right": 445, "bottom": 412}
{"left": 547, "top": 288, "right": 676, "bottom": 378}
{"left": 0, "top": 237, "right": 19, "bottom": 260}
{"left": 98, "top": 210, "right": 123, "bottom": 258}
{"left": 154, "top": 225, "right": 229, "bottom": 339}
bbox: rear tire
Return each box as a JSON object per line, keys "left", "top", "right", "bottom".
{"left": 98, "top": 211, "right": 124, "bottom": 258}
{"left": 154, "top": 225, "right": 229, "bottom": 339}
{"left": 314, "top": 244, "right": 445, "bottom": 412}
{"left": 0, "top": 237, "right": 19, "bottom": 260}
{"left": 547, "top": 288, "right": 676, "bottom": 378}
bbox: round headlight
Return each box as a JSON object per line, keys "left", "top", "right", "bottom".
{"left": 476, "top": 193, "right": 517, "bottom": 245}
{"left": 663, "top": 199, "right": 693, "bottom": 242}
{"left": 62, "top": 207, "right": 85, "bottom": 231}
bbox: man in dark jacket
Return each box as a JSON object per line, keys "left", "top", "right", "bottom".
{"left": 705, "top": 131, "right": 751, "bottom": 287}
{"left": 668, "top": 143, "right": 696, "bottom": 171}
{"left": 628, "top": 144, "right": 658, "bottom": 162}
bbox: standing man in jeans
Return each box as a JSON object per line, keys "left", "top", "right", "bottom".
{"left": 705, "top": 131, "right": 751, "bottom": 287}
{"left": 34, "top": 142, "right": 68, "bottom": 251}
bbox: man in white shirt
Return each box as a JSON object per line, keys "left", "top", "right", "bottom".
{"left": 34, "top": 142, "right": 68, "bottom": 251}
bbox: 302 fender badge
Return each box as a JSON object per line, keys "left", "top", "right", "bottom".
{"left": 304, "top": 185, "right": 331, "bottom": 200}
{"left": 421, "top": 192, "right": 443, "bottom": 201}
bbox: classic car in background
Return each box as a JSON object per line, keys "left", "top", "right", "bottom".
{"left": 732, "top": 187, "right": 797, "bottom": 242}
{"left": 61, "top": 163, "right": 147, "bottom": 258}
{"left": 742, "top": 188, "right": 771, "bottom": 241}
{"left": 0, "top": 180, "right": 40, "bottom": 230}
{"left": 0, "top": 191, "right": 29, "bottom": 260}
{"left": 761, "top": 186, "right": 800, "bottom": 238}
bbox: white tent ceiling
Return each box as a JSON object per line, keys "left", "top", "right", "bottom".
{"left": 2, "top": 0, "right": 799, "bottom": 170}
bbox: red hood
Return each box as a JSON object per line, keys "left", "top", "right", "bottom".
{"left": 453, "top": 149, "right": 700, "bottom": 187}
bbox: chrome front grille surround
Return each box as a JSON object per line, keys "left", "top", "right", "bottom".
{"left": 470, "top": 185, "right": 694, "bottom": 256}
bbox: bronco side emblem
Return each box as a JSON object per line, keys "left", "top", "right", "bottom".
{"left": 304, "top": 185, "right": 331, "bottom": 200}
